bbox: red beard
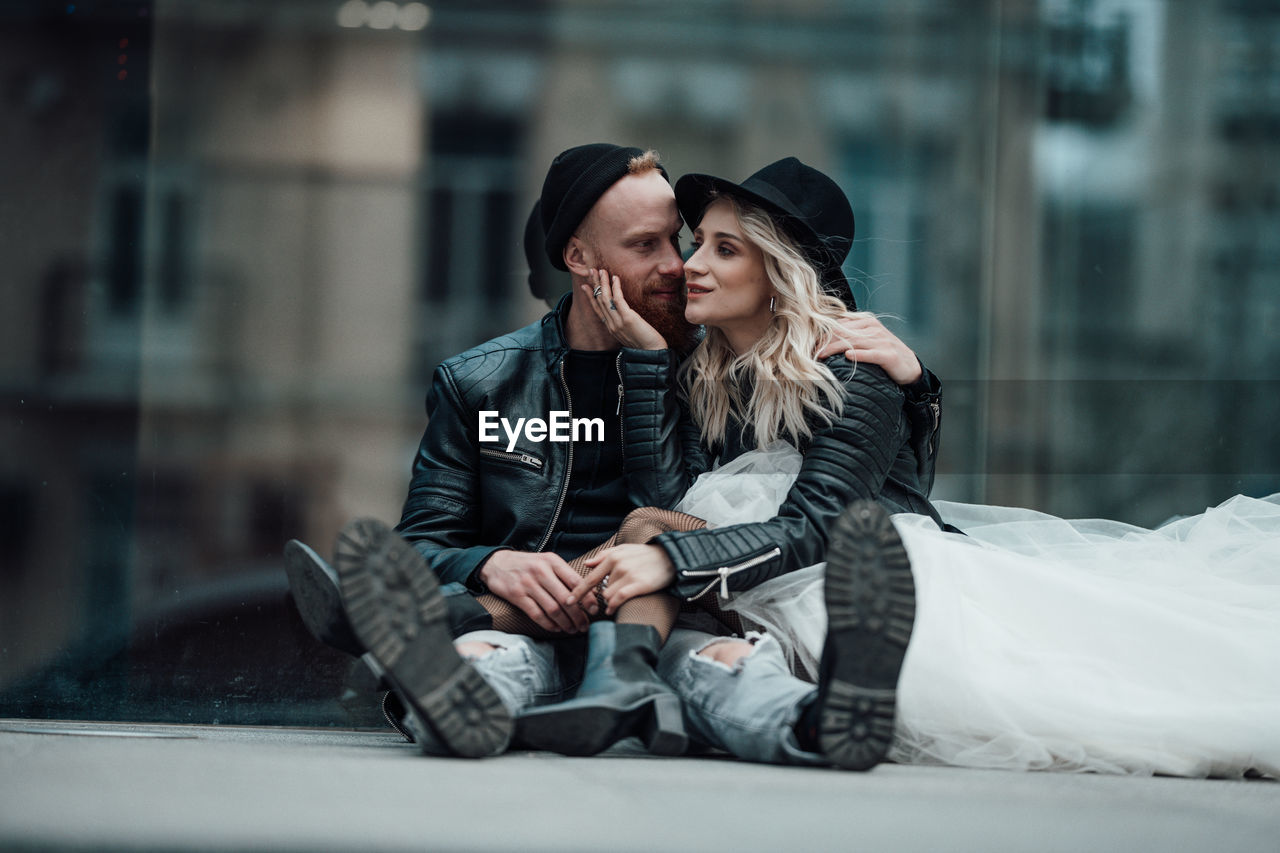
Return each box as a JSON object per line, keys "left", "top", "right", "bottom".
{"left": 625, "top": 277, "right": 699, "bottom": 356}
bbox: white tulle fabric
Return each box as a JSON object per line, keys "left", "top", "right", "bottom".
{"left": 673, "top": 442, "right": 1280, "bottom": 777}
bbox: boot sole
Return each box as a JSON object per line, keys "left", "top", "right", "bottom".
{"left": 816, "top": 501, "right": 915, "bottom": 770}
{"left": 516, "top": 692, "right": 686, "bottom": 757}
{"left": 334, "top": 519, "right": 512, "bottom": 758}
{"left": 283, "top": 539, "right": 365, "bottom": 657}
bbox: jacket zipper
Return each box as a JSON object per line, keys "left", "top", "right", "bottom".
{"left": 614, "top": 353, "right": 625, "bottom": 450}
{"left": 479, "top": 447, "right": 544, "bottom": 471}
{"left": 536, "top": 358, "right": 573, "bottom": 552}
{"left": 928, "top": 400, "right": 941, "bottom": 455}
{"left": 682, "top": 546, "right": 782, "bottom": 602}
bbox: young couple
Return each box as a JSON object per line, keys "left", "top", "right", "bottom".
{"left": 290, "top": 144, "right": 1279, "bottom": 777}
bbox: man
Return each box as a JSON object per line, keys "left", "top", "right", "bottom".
{"left": 287, "top": 143, "right": 942, "bottom": 763}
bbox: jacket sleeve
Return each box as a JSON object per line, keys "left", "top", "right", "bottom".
{"left": 654, "top": 359, "right": 907, "bottom": 600}
{"left": 395, "top": 363, "right": 508, "bottom": 587}
{"left": 901, "top": 360, "right": 943, "bottom": 495}
{"left": 617, "top": 347, "right": 710, "bottom": 509}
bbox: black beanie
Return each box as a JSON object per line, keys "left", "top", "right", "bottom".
{"left": 523, "top": 199, "right": 571, "bottom": 306}
{"left": 524, "top": 199, "right": 548, "bottom": 299}
{"left": 539, "top": 143, "right": 668, "bottom": 271}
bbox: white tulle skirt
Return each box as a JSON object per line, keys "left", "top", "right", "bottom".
{"left": 673, "top": 443, "right": 1280, "bottom": 777}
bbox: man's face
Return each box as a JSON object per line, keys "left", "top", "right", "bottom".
{"left": 577, "top": 171, "right": 697, "bottom": 351}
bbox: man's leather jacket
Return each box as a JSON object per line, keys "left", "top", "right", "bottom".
{"left": 396, "top": 295, "right": 685, "bottom": 587}
{"left": 396, "top": 294, "right": 944, "bottom": 594}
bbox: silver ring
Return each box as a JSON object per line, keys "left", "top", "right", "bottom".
{"left": 609, "top": 300, "right": 617, "bottom": 311}
{"left": 601, "top": 574, "right": 610, "bottom": 589}
{"left": 592, "top": 286, "right": 604, "bottom": 298}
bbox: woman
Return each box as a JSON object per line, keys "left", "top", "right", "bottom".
{"left": 517, "top": 157, "right": 942, "bottom": 767}
{"left": 536, "top": 158, "right": 1280, "bottom": 778}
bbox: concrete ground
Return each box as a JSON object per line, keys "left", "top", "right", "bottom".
{"left": 0, "top": 720, "right": 1275, "bottom": 852}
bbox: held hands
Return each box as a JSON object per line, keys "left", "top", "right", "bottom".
{"left": 478, "top": 550, "right": 595, "bottom": 634}
{"left": 580, "top": 268, "right": 667, "bottom": 351}
{"left": 566, "top": 544, "right": 675, "bottom": 616}
{"left": 816, "top": 312, "right": 923, "bottom": 386}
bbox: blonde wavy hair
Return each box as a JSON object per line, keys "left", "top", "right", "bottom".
{"left": 679, "top": 194, "right": 852, "bottom": 449}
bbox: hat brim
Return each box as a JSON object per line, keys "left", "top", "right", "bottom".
{"left": 675, "top": 173, "right": 821, "bottom": 248}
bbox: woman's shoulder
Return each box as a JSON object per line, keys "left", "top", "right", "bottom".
{"left": 811, "top": 355, "right": 907, "bottom": 440}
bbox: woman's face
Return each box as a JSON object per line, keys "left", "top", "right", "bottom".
{"left": 683, "top": 199, "right": 774, "bottom": 347}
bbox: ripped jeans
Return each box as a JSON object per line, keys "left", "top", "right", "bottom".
{"left": 412, "top": 627, "right": 823, "bottom": 764}
{"left": 657, "top": 629, "right": 826, "bottom": 766}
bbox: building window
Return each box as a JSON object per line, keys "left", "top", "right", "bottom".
{"left": 1042, "top": 0, "right": 1132, "bottom": 127}
{"left": 415, "top": 112, "right": 524, "bottom": 370}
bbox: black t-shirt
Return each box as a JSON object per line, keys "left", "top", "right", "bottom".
{"left": 545, "top": 350, "right": 630, "bottom": 560}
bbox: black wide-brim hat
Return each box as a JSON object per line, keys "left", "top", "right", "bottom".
{"left": 675, "top": 157, "right": 857, "bottom": 310}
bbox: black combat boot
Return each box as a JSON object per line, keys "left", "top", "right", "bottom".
{"left": 797, "top": 500, "right": 915, "bottom": 770}
{"left": 284, "top": 539, "right": 365, "bottom": 657}
{"left": 284, "top": 537, "right": 493, "bottom": 657}
{"left": 515, "top": 621, "right": 686, "bottom": 756}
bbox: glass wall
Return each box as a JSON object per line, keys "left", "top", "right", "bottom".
{"left": 2, "top": 0, "right": 1277, "bottom": 725}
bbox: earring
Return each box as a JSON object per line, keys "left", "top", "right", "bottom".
{"left": 769, "top": 295, "right": 776, "bottom": 313}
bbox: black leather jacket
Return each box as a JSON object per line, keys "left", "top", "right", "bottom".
{"left": 396, "top": 295, "right": 686, "bottom": 587}
{"left": 629, "top": 357, "right": 946, "bottom": 601}
{"left": 397, "top": 295, "right": 945, "bottom": 593}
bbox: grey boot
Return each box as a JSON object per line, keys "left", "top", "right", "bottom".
{"left": 515, "top": 622, "right": 686, "bottom": 756}
{"left": 335, "top": 518, "right": 511, "bottom": 758}
{"left": 284, "top": 538, "right": 493, "bottom": 658}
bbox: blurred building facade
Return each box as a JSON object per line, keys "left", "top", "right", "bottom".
{"left": 1, "top": 0, "right": 1277, "bottom": 717}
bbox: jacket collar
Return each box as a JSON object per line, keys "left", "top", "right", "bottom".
{"left": 540, "top": 292, "right": 573, "bottom": 372}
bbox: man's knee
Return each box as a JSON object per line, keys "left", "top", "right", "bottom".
{"left": 455, "top": 641, "right": 498, "bottom": 659}
{"left": 697, "top": 638, "right": 755, "bottom": 668}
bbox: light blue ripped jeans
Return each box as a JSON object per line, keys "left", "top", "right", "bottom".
{"left": 408, "top": 628, "right": 823, "bottom": 764}
{"left": 657, "top": 629, "right": 826, "bottom": 766}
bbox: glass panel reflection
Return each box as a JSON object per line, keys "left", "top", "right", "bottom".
{"left": 1, "top": 0, "right": 1276, "bottom": 727}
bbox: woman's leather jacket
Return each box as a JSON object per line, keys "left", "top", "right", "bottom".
{"left": 626, "top": 354, "right": 948, "bottom": 601}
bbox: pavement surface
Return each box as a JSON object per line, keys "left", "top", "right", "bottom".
{"left": 0, "top": 719, "right": 1276, "bottom": 852}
